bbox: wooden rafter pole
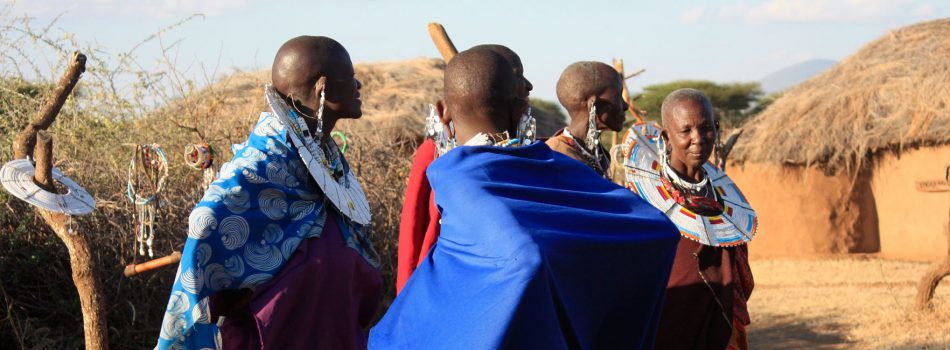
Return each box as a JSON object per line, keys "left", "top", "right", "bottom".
{"left": 11, "top": 51, "right": 108, "bottom": 349}
{"left": 427, "top": 23, "right": 459, "bottom": 62}
{"left": 611, "top": 58, "right": 644, "bottom": 125}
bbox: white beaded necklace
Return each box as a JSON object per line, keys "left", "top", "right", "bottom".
{"left": 661, "top": 160, "right": 709, "bottom": 193}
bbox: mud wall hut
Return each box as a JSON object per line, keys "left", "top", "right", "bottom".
{"left": 730, "top": 19, "right": 950, "bottom": 260}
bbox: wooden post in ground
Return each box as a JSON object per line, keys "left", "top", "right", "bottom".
{"left": 914, "top": 164, "right": 950, "bottom": 311}
{"left": 11, "top": 52, "right": 108, "bottom": 349}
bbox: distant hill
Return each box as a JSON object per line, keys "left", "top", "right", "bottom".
{"left": 760, "top": 59, "right": 837, "bottom": 93}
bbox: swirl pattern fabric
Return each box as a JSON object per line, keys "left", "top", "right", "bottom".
{"left": 370, "top": 142, "right": 680, "bottom": 349}
{"left": 156, "top": 112, "right": 378, "bottom": 349}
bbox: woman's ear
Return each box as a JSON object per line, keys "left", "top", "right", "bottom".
{"left": 314, "top": 76, "right": 328, "bottom": 99}
{"left": 436, "top": 100, "right": 452, "bottom": 137}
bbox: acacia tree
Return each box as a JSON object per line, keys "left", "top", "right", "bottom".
{"left": 635, "top": 80, "right": 764, "bottom": 127}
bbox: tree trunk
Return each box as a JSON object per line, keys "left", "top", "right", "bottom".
{"left": 11, "top": 52, "right": 109, "bottom": 349}
{"left": 915, "top": 258, "right": 950, "bottom": 311}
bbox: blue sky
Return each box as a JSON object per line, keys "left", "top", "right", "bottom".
{"left": 10, "top": 0, "right": 949, "bottom": 102}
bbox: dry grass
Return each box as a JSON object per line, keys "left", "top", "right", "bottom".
{"left": 748, "top": 256, "right": 950, "bottom": 349}
{"left": 732, "top": 18, "right": 950, "bottom": 174}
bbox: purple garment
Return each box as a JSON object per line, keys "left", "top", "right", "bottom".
{"left": 214, "top": 211, "right": 382, "bottom": 349}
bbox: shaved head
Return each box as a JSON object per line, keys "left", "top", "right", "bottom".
{"left": 469, "top": 44, "right": 532, "bottom": 115}
{"left": 272, "top": 36, "right": 349, "bottom": 98}
{"left": 554, "top": 61, "right": 627, "bottom": 133}
{"left": 270, "top": 35, "right": 363, "bottom": 133}
{"left": 556, "top": 61, "right": 621, "bottom": 115}
{"left": 660, "top": 88, "right": 713, "bottom": 128}
{"left": 443, "top": 48, "right": 517, "bottom": 134}
{"left": 469, "top": 44, "right": 521, "bottom": 70}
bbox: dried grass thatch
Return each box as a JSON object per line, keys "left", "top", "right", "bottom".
{"left": 166, "top": 58, "right": 566, "bottom": 147}
{"left": 732, "top": 18, "right": 950, "bottom": 173}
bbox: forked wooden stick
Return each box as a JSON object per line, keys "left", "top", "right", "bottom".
{"left": 13, "top": 51, "right": 86, "bottom": 160}
{"left": 12, "top": 52, "right": 109, "bottom": 350}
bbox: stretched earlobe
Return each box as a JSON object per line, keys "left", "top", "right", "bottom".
{"left": 314, "top": 76, "right": 328, "bottom": 96}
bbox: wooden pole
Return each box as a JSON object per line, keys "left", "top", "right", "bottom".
{"left": 427, "top": 23, "right": 459, "bottom": 62}
{"left": 12, "top": 52, "right": 108, "bottom": 350}
{"left": 124, "top": 251, "right": 182, "bottom": 277}
{"left": 612, "top": 58, "right": 644, "bottom": 124}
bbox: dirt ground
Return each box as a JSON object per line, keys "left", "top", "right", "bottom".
{"left": 747, "top": 256, "right": 950, "bottom": 349}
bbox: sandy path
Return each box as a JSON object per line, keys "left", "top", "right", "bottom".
{"left": 748, "top": 256, "right": 950, "bottom": 349}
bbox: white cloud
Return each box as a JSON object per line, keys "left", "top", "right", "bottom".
{"left": 681, "top": 6, "right": 706, "bottom": 23}
{"left": 745, "top": 0, "right": 914, "bottom": 22}
{"left": 683, "top": 0, "right": 940, "bottom": 23}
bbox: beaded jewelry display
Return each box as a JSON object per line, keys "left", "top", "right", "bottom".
{"left": 184, "top": 142, "right": 216, "bottom": 188}
{"left": 0, "top": 158, "right": 96, "bottom": 235}
{"left": 127, "top": 144, "right": 168, "bottom": 257}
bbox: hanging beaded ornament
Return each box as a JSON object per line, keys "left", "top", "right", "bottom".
{"left": 127, "top": 144, "right": 168, "bottom": 257}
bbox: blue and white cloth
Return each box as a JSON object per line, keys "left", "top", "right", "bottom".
{"left": 156, "top": 112, "right": 378, "bottom": 350}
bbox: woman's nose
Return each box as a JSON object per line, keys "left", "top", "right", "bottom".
{"left": 691, "top": 131, "right": 704, "bottom": 145}
{"left": 355, "top": 78, "right": 362, "bottom": 90}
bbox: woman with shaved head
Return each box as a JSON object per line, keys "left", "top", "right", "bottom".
{"left": 395, "top": 44, "right": 534, "bottom": 295}
{"left": 621, "top": 88, "right": 758, "bottom": 350}
{"left": 373, "top": 48, "right": 679, "bottom": 350}
{"left": 547, "top": 61, "right": 628, "bottom": 177}
{"left": 157, "top": 36, "right": 381, "bottom": 350}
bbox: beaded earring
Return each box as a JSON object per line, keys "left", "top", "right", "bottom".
{"left": 516, "top": 107, "right": 537, "bottom": 145}
{"left": 586, "top": 103, "right": 603, "bottom": 162}
{"left": 658, "top": 135, "right": 669, "bottom": 166}
{"left": 425, "top": 104, "right": 456, "bottom": 156}
{"left": 315, "top": 88, "right": 325, "bottom": 139}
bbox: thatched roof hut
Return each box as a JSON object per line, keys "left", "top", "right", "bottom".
{"left": 733, "top": 18, "right": 950, "bottom": 173}
{"left": 729, "top": 19, "right": 950, "bottom": 260}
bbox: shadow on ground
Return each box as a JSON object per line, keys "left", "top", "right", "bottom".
{"left": 748, "top": 315, "right": 853, "bottom": 350}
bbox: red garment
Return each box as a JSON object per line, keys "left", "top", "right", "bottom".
{"left": 732, "top": 244, "right": 754, "bottom": 326}
{"left": 395, "top": 139, "right": 442, "bottom": 294}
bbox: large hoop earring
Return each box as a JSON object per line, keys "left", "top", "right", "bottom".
{"left": 516, "top": 107, "right": 537, "bottom": 145}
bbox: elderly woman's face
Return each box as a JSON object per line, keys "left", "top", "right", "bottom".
{"left": 663, "top": 100, "right": 717, "bottom": 169}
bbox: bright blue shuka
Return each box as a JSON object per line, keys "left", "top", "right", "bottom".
{"left": 156, "top": 113, "right": 378, "bottom": 349}
{"left": 369, "top": 141, "right": 680, "bottom": 350}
